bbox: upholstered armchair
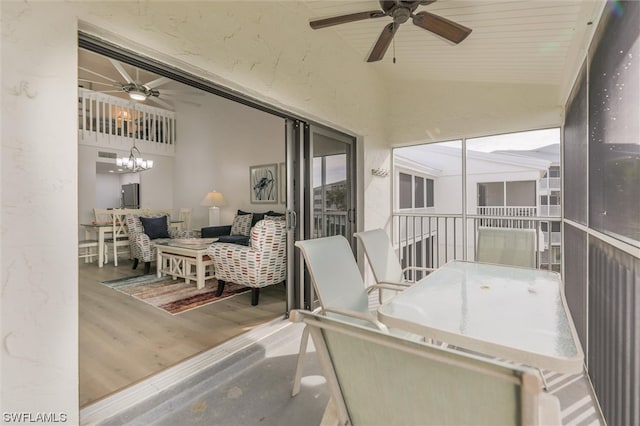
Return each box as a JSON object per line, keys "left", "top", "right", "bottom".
{"left": 207, "top": 219, "right": 287, "bottom": 306}
{"left": 125, "top": 214, "right": 196, "bottom": 274}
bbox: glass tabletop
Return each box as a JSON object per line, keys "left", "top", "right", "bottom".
{"left": 155, "top": 238, "right": 217, "bottom": 250}
{"left": 378, "top": 260, "right": 584, "bottom": 373}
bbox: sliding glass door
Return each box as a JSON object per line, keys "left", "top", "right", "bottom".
{"left": 285, "top": 120, "right": 356, "bottom": 310}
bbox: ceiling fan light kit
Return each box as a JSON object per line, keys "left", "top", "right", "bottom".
{"left": 122, "top": 83, "right": 160, "bottom": 102}
{"left": 309, "top": 0, "right": 472, "bottom": 63}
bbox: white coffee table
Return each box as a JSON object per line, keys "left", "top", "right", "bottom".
{"left": 155, "top": 238, "right": 217, "bottom": 289}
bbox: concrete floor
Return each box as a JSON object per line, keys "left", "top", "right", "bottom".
{"left": 94, "top": 320, "right": 329, "bottom": 426}
{"left": 89, "top": 316, "right": 604, "bottom": 426}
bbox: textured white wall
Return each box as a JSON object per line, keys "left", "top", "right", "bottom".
{"left": 1, "top": 3, "right": 80, "bottom": 422}
{"left": 172, "top": 93, "right": 284, "bottom": 230}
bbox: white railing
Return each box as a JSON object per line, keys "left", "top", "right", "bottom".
{"left": 477, "top": 206, "right": 537, "bottom": 217}
{"left": 313, "top": 211, "right": 347, "bottom": 238}
{"left": 539, "top": 177, "right": 561, "bottom": 190}
{"left": 78, "top": 88, "right": 176, "bottom": 146}
{"left": 393, "top": 212, "right": 562, "bottom": 277}
{"left": 539, "top": 204, "right": 561, "bottom": 217}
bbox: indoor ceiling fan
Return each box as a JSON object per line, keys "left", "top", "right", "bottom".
{"left": 79, "top": 57, "right": 191, "bottom": 110}
{"left": 309, "top": 0, "right": 472, "bottom": 62}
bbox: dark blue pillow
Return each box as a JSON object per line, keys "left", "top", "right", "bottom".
{"left": 140, "top": 216, "right": 170, "bottom": 240}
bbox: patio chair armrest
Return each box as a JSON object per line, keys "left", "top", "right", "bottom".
{"left": 371, "top": 281, "right": 413, "bottom": 290}
{"left": 322, "top": 307, "right": 389, "bottom": 333}
{"left": 401, "top": 266, "right": 435, "bottom": 282}
{"left": 538, "top": 392, "right": 562, "bottom": 425}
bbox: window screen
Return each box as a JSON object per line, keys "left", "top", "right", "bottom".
{"left": 415, "top": 176, "right": 425, "bottom": 208}
{"left": 506, "top": 181, "right": 535, "bottom": 206}
{"left": 426, "top": 179, "right": 434, "bottom": 207}
{"left": 564, "top": 61, "right": 589, "bottom": 224}
{"left": 399, "top": 172, "right": 412, "bottom": 209}
{"left": 588, "top": 1, "right": 640, "bottom": 247}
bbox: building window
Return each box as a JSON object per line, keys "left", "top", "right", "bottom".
{"left": 426, "top": 178, "right": 434, "bottom": 207}
{"left": 399, "top": 171, "right": 435, "bottom": 209}
{"left": 415, "top": 176, "right": 425, "bottom": 208}
{"left": 399, "top": 172, "right": 412, "bottom": 209}
{"left": 541, "top": 221, "right": 561, "bottom": 232}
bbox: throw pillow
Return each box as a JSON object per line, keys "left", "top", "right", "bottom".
{"left": 239, "top": 210, "right": 267, "bottom": 227}
{"left": 140, "top": 216, "right": 170, "bottom": 240}
{"left": 265, "top": 214, "right": 286, "bottom": 222}
{"left": 230, "top": 213, "right": 253, "bottom": 236}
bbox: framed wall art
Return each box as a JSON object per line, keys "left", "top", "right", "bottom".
{"left": 250, "top": 163, "right": 278, "bottom": 204}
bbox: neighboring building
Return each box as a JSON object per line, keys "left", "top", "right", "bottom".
{"left": 394, "top": 140, "right": 562, "bottom": 271}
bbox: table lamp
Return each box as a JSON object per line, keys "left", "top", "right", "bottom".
{"left": 201, "top": 191, "right": 226, "bottom": 226}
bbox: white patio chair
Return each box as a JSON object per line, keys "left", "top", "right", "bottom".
{"left": 476, "top": 226, "right": 537, "bottom": 268}
{"left": 355, "top": 228, "right": 435, "bottom": 303}
{"left": 292, "top": 235, "right": 409, "bottom": 396}
{"left": 291, "top": 309, "right": 562, "bottom": 426}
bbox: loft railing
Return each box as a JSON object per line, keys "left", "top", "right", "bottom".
{"left": 78, "top": 88, "right": 176, "bottom": 145}
{"left": 392, "top": 212, "right": 562, "bottom": 279}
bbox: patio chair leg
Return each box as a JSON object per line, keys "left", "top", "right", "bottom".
{"left": 292, "top": 325, "right": 310, "bottom": 397}
{"left": 251, "top": 288, "right": 260, "bottom": 306}
{"left": 144, "top": 262, "right": 151, "bottom": 274}
{"left": 216, "top": 280, "right": 226, "bottom": 297}
{"left": 132, "top": 258, "right": 139, "bottom": 270}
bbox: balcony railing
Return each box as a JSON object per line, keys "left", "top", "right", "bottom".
{"left": 313, "top": 210, "right": 347, "bottom": 238}
{"left": 539, "top": 177, "right": 561, "bottom": 190}
{"left": 78, "top": 88, "right": 177, "bottom": 146}
{"left": 539, "top": 204, "right": 561, "bottom": 217}
{"left": 392, "top": 212, "right": 562, "bottom": 279}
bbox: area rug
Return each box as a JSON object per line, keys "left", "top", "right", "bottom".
{"left": 101, "top": 274, "right": 250, "bottom": 315}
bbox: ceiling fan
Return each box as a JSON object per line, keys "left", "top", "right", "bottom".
{"left": 309, "top": 0, "right": 472, "bottom": 62}
{"left": 79, "top": 57, "right": 186, "bottom": 110}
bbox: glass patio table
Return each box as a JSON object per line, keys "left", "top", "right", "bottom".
{"left": 377, "top": 260, "right": 584, "bottom": 374}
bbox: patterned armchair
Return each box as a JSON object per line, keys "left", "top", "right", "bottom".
{"left": 207, "top": 219, "right": 287, "bottom": 306}
{"left": 125, "top": 214, "right": 196, "bottom": 274}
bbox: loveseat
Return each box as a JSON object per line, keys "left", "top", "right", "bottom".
{"left": 201, "top": 210, "right": 284, "bottom": 246}
{"left": 125, "top": 214, "right": 196, "bottom": 274}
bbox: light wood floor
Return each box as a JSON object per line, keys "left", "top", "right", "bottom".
{"left": 79, "top": 258, "right": 286, "bottom": 408}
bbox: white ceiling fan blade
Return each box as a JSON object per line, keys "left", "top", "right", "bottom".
{"left": 144, "top": 76, "right": 171, "bottom": 89}
{"left": 158, "top": 89, "right": 205, "bottom": 96}
{"left": 79, "top": 78, "right": 119, "bottom": 88}
{"left": 109, "top": 58, "right": 135, "bottom": 84}
{"left": 79, "top": 66, "right": 120, "bottom": 84}
{"left": 147, "top": 96, "right": 174, "bottom": 110}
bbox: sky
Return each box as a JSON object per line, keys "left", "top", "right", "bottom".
{"left": 441, "top": 128, "right": 561, "bottom": 152}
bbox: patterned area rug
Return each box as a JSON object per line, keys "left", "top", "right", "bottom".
{"left": 101, "top": 275, "right": 250, "bottom": 315}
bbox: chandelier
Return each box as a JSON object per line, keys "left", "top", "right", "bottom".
{"left": 116, "top": 143, "right": 153, "bottom": 172}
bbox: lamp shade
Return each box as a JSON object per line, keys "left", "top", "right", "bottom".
{"left": 201, "top": 191, "right": 226, "bottom": 207}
